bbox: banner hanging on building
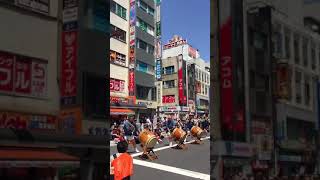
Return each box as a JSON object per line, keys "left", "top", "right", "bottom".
{"left": 128, "top": 0, "right": 136, "bottom": 96}
{"left": 59, "top": 107, "right": 82, "bottom": 135}
{"left": 178, "top": 55, "right": 187, "bottom": 106}
{"left": 275, "top": 63, "right": 291, "bottom": 100}
{"left": 61, "top": 0, "right": 78, "bottom": 106}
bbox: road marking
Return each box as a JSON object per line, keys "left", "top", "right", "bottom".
{"left": 133, "top": 159, "right": 210, "bottom": 180}
{"left": 130, "top": 136, "right": 210, "bottom": 158}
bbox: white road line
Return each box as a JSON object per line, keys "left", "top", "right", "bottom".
{"left": 131, "top": 136, "right": 210, "bottom": 158}
{"left": 133, "top": 159, "right": 210, "bottom": 180}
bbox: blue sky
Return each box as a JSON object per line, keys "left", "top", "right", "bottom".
{"left": 161, "top": 0, "right": 210, "bottom": 61}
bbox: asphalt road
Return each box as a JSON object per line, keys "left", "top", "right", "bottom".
{"left": 110, "top": 136, "right": 210, "bottom": 180}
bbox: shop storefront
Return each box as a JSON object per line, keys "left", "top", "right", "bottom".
{"left": 0, "top": 147, "right": 79, "bottom": 180}
{"left": 212, "top": 141, "right": 254, "bottom": 178}
{"left": 159, "top": 106, "right": 190, "bottom": 120}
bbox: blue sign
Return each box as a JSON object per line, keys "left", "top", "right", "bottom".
{"left": 156, "top": 60, "right": 161, "bottom": 80}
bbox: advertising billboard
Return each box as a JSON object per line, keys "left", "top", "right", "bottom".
{"left": 178, "top": 55, "right": 187, "bottom": 106}
{"left": 61, "top": 0, "right": 78, "bottom": 106}
{"left": 275, "top": 63, "right": 291, "bottom": 100}
{"left": 128, "top": 0, "right": 136, "bottom": 96}
{"left": 0, "top": 51, "right": 48, "bottom": 98}
{"left": 219, "top": 0, "right": 245, "bottom": 140}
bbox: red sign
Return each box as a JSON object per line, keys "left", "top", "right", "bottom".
{"left": 128, "top": 71, "right": 135, "bottom": 96}
{"left": 162, "top": 95, "right": 175, "bottom": 103}
{"left": 178, "top": 55, "right": 186, "bottom": 105}
{"left": 163, "top": 35, "right": 187, "bottom": 50}
{"left": 188, "top": 46, "right": 197, "bottom": 58}
{"left": 220, "top": 13, "right": 234, "bottom": 131}
{"left": 61, "top": 31, "right": 78, "bottom": 98}
{"left": 0, "top": 112, "right": 27, "bottom": 129}
{"left": 31, "top": 61, "right": 47, "bottom": 97}
{"left": 0, "top": 112, "right": 57, "bottom": 132}
{"left": 0, "top": 52, "right": 14, "bottom": 93}
{"left": 110, "top": 79, "right": 114, "bottom": 91}
{"left": 114, "top": 80, "right": 120, "bottom": 91}
{"left": 14, "top": 56, "right": 32, "bottom": 95}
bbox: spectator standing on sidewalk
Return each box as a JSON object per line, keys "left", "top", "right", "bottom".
{"left": 110, "top": 141, "right": 133, "bottom": 180}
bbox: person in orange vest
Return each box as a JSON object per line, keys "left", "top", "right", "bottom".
{"left": 110, "top": 140, "right": 133, "bottom": 180}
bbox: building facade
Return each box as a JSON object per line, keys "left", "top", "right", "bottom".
{"left": 0, "top": 0, "right": 108, "bottom": 179}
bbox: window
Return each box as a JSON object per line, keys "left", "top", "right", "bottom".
{"left": 137, "top": 0, "right": 155, "bottom": 16}
{"left": 136, "top": 61, "right": 154, "bottom": 74}
{"left": 285, "top": 33, "right": 291, "bottom": 58}
{"left": 151, "top": 87, "right": 156, "bottom": 101}
{"left": 164, "top": 66, "right": 175, "bottom": 75}
{"left": 295, "top": 70, "right": 302, "bottom": 104}
{"left": 111, "top": 1, "right": 127, "bottom": 19}
{"left": 137, "top": 18, "right": 154, "bottom": 36}
{"left": 110, "top": 50, "right": 126, "bottom": 66}
{"left": 294, "top": 35, "right": 300, "bottom": 64}
{"left": 137, "top": 39, "right": 147, "bottom": 50}
{"left": 136, "top": 61, "right": 148, "bottom": 72}
{"left": 163, "top": 80, "right": 175, "bottom": 88}
{"left": 110, "top": 24, "right": 126, "bottom": 42}
{"left": 136, "top": 39, "right": 154, "bottom": 54}
{"left": 272, "top": 27, "right": 282, "bottom": 56}
{"left": 311, "top": 46, "right": 316, "bottom": 70}
{"left": 304, "top": 75, "right": 310, "bottom": 106}
{"left": 137, "top": 85, "right": 149, "bottom": 99}
{"left": 303, "top": 38, "right": 308, "bottom": 67}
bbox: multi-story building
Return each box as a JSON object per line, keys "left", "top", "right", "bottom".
{"left": 133, "top": 0, "right": 159, "bottom": 119}
{"left": 0, "top": 0, "right": 108, "bottom": 179}
{"left": 110, "top": 0, "right": 137, "bottom": 120}
{"left": 160, "top": 55, "right": 189, "bottom": 118}
{"left": 160, "top": 35, "right": 209, "bottom": 118}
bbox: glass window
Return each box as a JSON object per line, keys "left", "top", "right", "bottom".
{"left": 295, "top": 70, "right": 302, "bottom": 104}
{"left": 110, "top": 24, "right": 126, "bottom": 42}
{"left": 110, "top": 50, "right": 126, "bottom": 66}
{"left": 148, "top": 7, "right": 154, "bottom": 16}
{"left": 303, "top": 38, "right": 308, "bottom": 67}
{"left": 163, "top": 80, "right": 175, "bottom": 88}
{"left": 311, "top": 46, "right": 316, "bottom": 70}
{"left": 304, "top": 75, "right": 310, "bottom": 106}
{"left": 148, "top": 45, "right": 154, "bottom": 54}
{"left": 294, "top": 35, "right": 300, "bottom": 64}
{"left": 147, "top": 26, "right": 154, "bottom": 36}
{"left": 111, "top": 1, "right": 127, "bottom": 19}
{"left": 137, "top": 61, "right": 148, "bottom": 72}
{"left": 164, "top": 66, "right": 174, "bottom": 74}
{"left": 137, "top": 39, "right": 147, "bottom": 50}
{"left": 285, "top": 33, "right": 290, "bottom": 58}
{"left": 139, "top": 0, "right": 148, "bottom": 12}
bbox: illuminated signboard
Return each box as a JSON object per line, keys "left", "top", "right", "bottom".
{"left": 163, "top": 35, "right": 187, "bottom": 50}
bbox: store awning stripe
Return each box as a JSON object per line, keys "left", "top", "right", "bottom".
{"left": 110, "top": 108, "right": 135, "bottom": 115}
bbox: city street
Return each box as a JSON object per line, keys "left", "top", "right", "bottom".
{"left": 110, "top": 136, "right": 210, "bottom": 180}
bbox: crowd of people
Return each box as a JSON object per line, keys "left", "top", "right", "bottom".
{"left": 221, "top": 172, "right": 320, "bottom": 180}
{"left": 110, "top": 115, "right": 210, "bottom": 151}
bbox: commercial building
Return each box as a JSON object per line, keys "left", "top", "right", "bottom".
{"left": 160, "top": 35, "right": 209, "bottom": 118}
{"left": 0, "top": 0, "right": 108, "bottom": 179}
{"left": 110, "top": 0, "right": 137, "bottom": 120}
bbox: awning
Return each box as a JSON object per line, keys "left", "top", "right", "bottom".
{"left": 0, "top": 148, "right": 79, "bottom": 168}
{"left": 110, "top": 108, "right": 135, "bottom": 115}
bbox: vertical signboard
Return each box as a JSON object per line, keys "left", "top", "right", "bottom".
{"left": 128, "top": 0, "right": 136, "bottom": 97}
{"left": 317, "top": 82, "right": 320, "bottom": 130}
{"left": 59, "top": 107, "right": 82, "bottom": 135}
{"left": 61, "top": 0, "right": 78, "bottom": 106}
{"left": 31, "top": 61, "right": 47, "bottom": 97}
{"left": 155, "top": 2, "right": 162, "bottom": 81}
{"left": 219, "top": 0, "right": 233, "bottom": 136}
{"left": 178, "top": 55, "right": 187, "bottom": 106}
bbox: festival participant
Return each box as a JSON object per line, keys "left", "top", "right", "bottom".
{"left": 110, "top": 141, "right": 133, "bottom": 180}
{"left": 123, "top": 118, "right": 139, "bottom": 152}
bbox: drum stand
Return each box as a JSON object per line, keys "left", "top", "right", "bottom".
{"left": 191, "top": 137, "right": 203, "bottom": 145}
{"left": 140, "top": 145, "right": 158, "bottom": 161}
{"left": 176, "top": 142, "right": 188, "bottom": 150}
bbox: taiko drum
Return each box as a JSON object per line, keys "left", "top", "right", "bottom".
{"left": 139, "top": 130, "right": 158, "bottom": 149}
{"left": 191, "top": 126, "right": 206, "bottom": 139}
{"left": 172, "top": 128, "right": 187, "bottom": 144}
